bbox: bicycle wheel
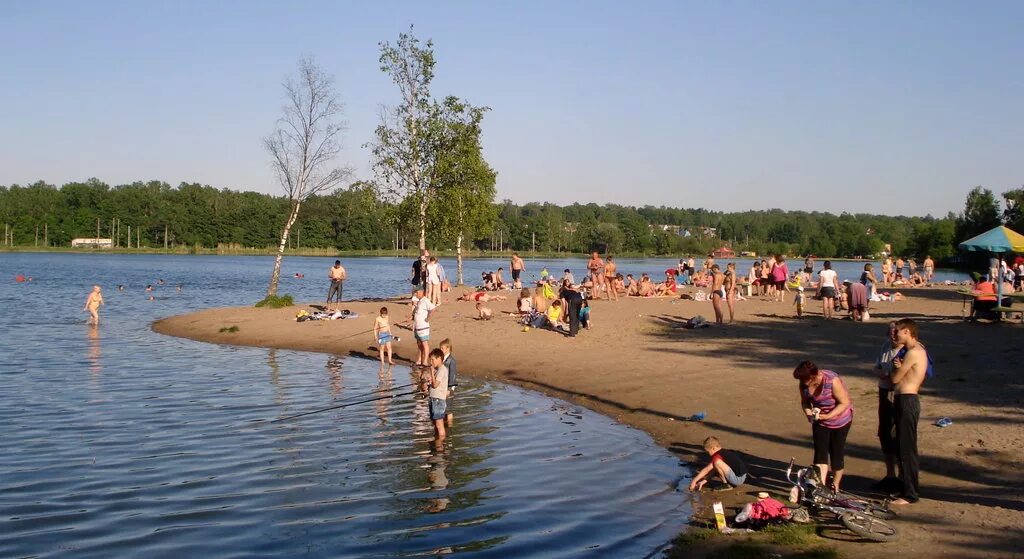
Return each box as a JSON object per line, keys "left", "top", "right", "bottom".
{"left": 841, "top": 511, "right": 899, "bottom": 542}
{"left": 834, "top": 493, "right": 898, "bottom": 520}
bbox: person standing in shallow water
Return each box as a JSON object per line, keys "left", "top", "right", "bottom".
{"left": 83, "top": 285, "right": 104, "bottom": 326}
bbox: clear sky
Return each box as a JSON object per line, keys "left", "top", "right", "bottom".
{"left": 2, "top": 1, "right": 1021, "bottom": 216}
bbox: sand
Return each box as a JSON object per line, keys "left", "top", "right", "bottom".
{"left": 153, "top": 286, "right": 1024, "bottom": 558}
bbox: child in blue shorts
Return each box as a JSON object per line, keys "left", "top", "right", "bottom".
{"left": 426, "top": 348, "right": 449, "bottom": 441}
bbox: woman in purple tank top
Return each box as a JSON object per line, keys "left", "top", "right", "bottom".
{"left": 794, "top": 360, "right": 854, "bottom": 492}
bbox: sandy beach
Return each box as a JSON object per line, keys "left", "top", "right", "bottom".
{"left": 154, "top": 286, "right": 1024, "bottom": 558}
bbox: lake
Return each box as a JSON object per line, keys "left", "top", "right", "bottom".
{"left": 1, "top": 253, "right": 695, "bottom": 558}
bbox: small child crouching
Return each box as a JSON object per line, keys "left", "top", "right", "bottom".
{"left": 688, "top": 436, "right": 749, "bottom": 491}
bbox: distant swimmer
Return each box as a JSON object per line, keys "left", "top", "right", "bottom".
{"left": 145, "top": 285, "right": 153, "bottom": 292}
{"left": 176, "top": 284, "right": 182, "bottom": 292}
{"left": 117, "top": 285, "right": 125, "bottom": 291}
{"left": 157, "top": 279, "right": 166, "bottom": 285}
{"left": 83, "top": 285, "right": 104, "bottom": 326}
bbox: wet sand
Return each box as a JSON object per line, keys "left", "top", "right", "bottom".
{"left": 154, "top": 287, "right": 1024, "bottom": 558}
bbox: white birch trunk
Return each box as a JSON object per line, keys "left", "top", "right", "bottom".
{"left": 456, "top": 231, "right": 464, "bottom": 285}
{"left": 267, "top": 200, "right": 301, "bottom": 297}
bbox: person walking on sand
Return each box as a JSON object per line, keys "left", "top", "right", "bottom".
{"left": 889, "top": 318, "right": 929, "bottom": 505}
{"left": 710, "top": 264, "right": 725, "bottom": 324}
{"left": 83, "top": 285, "right": 104, "bottom": 326}
{"left": 510, "top": 252, "right": 526, "bottom": 288}
{"left": 604, "top": 256, "right": 618, "bottom": 301}
{"left": 327, "top": 260, "right": 346, "bottom": 307}
{"left": 923, "top": 256, "right": 935, "bottom": 282}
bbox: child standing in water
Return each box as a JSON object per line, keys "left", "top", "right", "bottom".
{"left": 373, "top": 307, "right": 395, "bottom": 368}
{"left": 426, "top": 348, "right": 449, "bottom": 440}
{"left": 440, "top": 338, "right": 457, "bottom": 427}
{"left": 83, "top": 285, "right": 104, "bottom": 326}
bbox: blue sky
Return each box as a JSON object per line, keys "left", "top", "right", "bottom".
{"left": 2, "top": 1, "right": 1021, "bottom": 216}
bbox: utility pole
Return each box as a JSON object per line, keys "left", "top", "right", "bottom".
{"left": 127, "top": 225, "right": 131, "bottom": 249}
{"left": 532, "top": 231, "right": 535, "bottom": 253}
{"left": 44, "top": 223, "right": 48, "bottom": 247}
{"left": 96, "top": 218, "right": 100, "bottom": 240}
{"left": 164, "top": 224, "right": 168, "bottom": 250}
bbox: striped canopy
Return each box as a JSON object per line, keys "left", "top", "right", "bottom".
{"left": 958, "top": 226, "right": 1024, "bottom": 253}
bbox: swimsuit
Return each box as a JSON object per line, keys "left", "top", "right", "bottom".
{"left": 377, "top": 332, "right": 392, "bottom": 345}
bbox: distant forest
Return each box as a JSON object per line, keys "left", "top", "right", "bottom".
{"left": 2, "top": 179, "right": 1021, "bottom": 262}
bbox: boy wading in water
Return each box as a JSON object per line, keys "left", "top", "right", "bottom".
{"left": 83, "top": 285, "right": 104, "bottom": 326}
{"left": 373, "top": 307, "right": 395, "bottom": 369}
{"left": 440, "top": 338, "right": 457, "bottom": 427}
{"left": 425, "top": 348, "right": 449, "bottom": 441}
{"left": 889, "top": 318, "right": 928, "bottom": 505}
{"left": 689, "top": 436, "right": 748, "bottom": 491}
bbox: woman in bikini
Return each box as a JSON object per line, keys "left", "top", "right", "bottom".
{"left": 725, "top": 262, "right": 738, "bottom": 323}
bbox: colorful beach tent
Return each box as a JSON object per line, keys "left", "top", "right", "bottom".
{"left": 957, "top": 226, "right": 1024, "bottom": 253}
{"left": 958, "top": 225, "right": 1024, "bottom": 317}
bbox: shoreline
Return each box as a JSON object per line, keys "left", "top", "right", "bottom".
{"left": 153, "top": 288, "right": 1023, "bottom": 558}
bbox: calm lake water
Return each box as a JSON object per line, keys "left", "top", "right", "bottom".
{"left": 1, "top": 253, "right": 693, "bottom": 558}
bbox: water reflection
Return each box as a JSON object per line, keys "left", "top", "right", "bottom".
{"left": 87, "top": 326, "right": 101, "bottom": 377}
{"left": 326, "top": 355, "right": 344, "bottom": 397}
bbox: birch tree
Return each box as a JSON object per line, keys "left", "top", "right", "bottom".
{"left": 430, "top": 98, "right": 496, "bottom": 285}
{"left": 369, "top": 28, "right": 441, "bottom": 251}
{"left": 264, "top": 57, "right": 352, "bottom": 297}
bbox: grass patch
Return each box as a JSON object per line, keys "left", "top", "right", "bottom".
{"left": 219, "top": 325, "right": 240, "bottom": 333}
{"left": 763, "top": 522, "right": 818, "bottom": 546}
{"left": 255, "top": 294, "right": 294, "bottom": 308}
{"left": 671, "top": 526, "right": 720, "bottom": 548}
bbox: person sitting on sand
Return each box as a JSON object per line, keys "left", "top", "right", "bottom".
{"left": 688, "top": 436, "right": 748, "bottom": 491}
{"left": 579, "top": 299, "right": 592, "bottom": 330}
{"left": 531, "top": 285, "right": 548, "bottom": 314}
{"left": 612, "top": 273, "right": 626, "bottom": 295}
{"left": 494, "top": 267, "right": 506, "bottom": 289}
{"left": 655, "top": 274, "right": 678, "bottom": 296}
{"left": 481, "top": 271, "right": 495, "bottom": 290}
{"left": 475, "top": 302, "right": 493, "bottom": 320}
{"left": 517, "top": 288, "right": 533, "bottom": 315}
{"left": 909, "top": 272, "right": 926, "bottom": 287}
{"left": 458, "top": 290, "right": 506, "bottom": 302}
{"left": 637, "top": 274, "right": 655, "bottom": 297}
{"left": 544, "top": 299, "right": 563, "bottom": 330}
{"left": 624, "top": 274, "right": 639, "bottom": 296}
{"left": 561, "top": 269, "right": 575, "bottom": 286}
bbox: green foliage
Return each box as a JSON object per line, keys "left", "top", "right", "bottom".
{"left": 670, "top": 527, "right": 720, "bottom": 548}
{"left": 254, "top": 294, "right": 294, "bottom": 308}
{"left": 762, "top": 522, "right": 817, "bottom": 546}
{"left": 956, "top": 186, "right": 1002, "bottom": 242}
{"left": 1003, "top": 187, "right": 1024, "bottom": 233}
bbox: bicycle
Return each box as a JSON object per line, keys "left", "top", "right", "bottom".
{"left": 785, "top": 457, "right": 899, "bottom": 542}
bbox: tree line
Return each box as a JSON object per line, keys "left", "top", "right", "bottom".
{"left": 3, "top": 179, "right": 1020, "bottom": 262}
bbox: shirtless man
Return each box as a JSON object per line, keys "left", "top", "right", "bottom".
{"left": 710, "top": 264, "right": 725, "bottom": 324}
{"left": 882, "top": 257, "right": 893, "bottom": 286}
{"left": 83, "top": 285, "right": 104, "bottom": 326}
{"left": 510, "top": 253, "right": 525, "bottom": 288}
{"left": 604, "top": 256, "right": 618, "bottom": 301}
{"left": 587, "top": 252, "right": 605, "bottom": 299}
{"left": 889, "top": 318, "right": 928, "bottom": 505}
{"left": 923, "top": 256, "right": 935, "bottom": 282}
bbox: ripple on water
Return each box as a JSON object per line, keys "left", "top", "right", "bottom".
{"left": 0, "top": 253, "right": 688, "bottom": 558}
